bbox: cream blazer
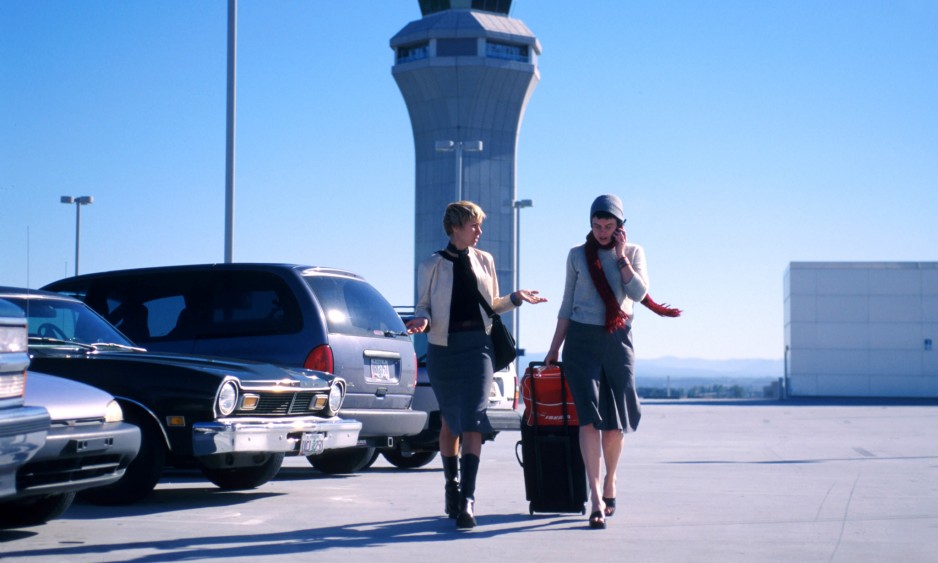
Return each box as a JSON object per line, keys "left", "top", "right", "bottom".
{"left": 414, "top": 247, "right": 517, "bottom": 346}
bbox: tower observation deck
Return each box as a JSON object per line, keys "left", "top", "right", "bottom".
{"left": 390, "top": 2, "right": 541, "bottom": 326}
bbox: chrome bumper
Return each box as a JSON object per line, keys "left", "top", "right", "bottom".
{"left": 192, "top": 416, "right": 362, "bottom": 457}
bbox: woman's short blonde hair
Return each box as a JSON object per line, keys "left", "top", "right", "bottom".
{"left": 443, "top": 201, "right": 486, "bottom": 235}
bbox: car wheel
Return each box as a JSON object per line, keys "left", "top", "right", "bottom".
{"left": 307, "top": 446, "right": 378, "bottom": 474}
{"left": 382, "top": 449, "right": 439, "bottom": 469}
{"left": 80, "top": 418, "right": 166, "bottom": 506}
{"left": 200, "top": 452, "right": 285, "bottom": 490}
{"left": 0, "top": 492, "right": 76, "bottom": 528}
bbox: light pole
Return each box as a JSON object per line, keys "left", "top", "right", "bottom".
{"left": 60, "top": 195, "right": 93, "bottom": 276}
{"left": 435, "top": 140, "right": 483, "bottom": 201}
{"left": 513, "top": 198, "right": 533, "bottom": 360}
{"left": 224, "top": 0, "right": 237, "bottom": 263}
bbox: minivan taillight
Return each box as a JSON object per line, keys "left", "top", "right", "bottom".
{"left": 304, "top": 344, "right": 334, "bottom": 373}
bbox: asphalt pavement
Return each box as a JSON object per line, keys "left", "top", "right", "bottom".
{"left": 2, "top": 399, "right": 937, "bottom": 562}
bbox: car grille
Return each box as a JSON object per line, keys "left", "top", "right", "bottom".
{"left": 240, "top": 391, "right": 320, "bottom": 416}
{"left": 17, "top": 454, "right": 126, "bottom": 492}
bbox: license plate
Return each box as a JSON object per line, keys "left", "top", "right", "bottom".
{"left": 368, "top": 358, "right": 394, "bottom": 383}
{"left": 300, "top": 433, "right": 325, "bottom": 456}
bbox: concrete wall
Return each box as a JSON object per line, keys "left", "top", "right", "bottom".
{"left": 784, "top": 262, "right": 938, "bottom": 398}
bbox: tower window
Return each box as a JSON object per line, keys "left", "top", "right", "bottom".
{"left": 436, "top": 38, "right": 478, "bottom": 57}
{"left": 397, "top": 41, "right": 429, "bottom": 63}
{"left": 486, "top": 41, "right": 528, "bottom": 62}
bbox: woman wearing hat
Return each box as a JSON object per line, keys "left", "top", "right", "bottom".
{"left": 544, "top": 194, "right": 648, "bottom": 530}
{"left": 407, "top": 201, "right": 546, "bottom": 530}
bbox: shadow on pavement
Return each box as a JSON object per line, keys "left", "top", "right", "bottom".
{"left": 0, "top": 512, "right": 585, "bottom": 560}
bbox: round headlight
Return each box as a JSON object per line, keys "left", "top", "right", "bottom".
{"left": 217, "top": 381, "right": 238, "bottom": 416}
{"left": 104, "top": 400, "right": 124, "bottom": 423}
{"left": 328, "top": 381, "right": 344, "bottom": 415}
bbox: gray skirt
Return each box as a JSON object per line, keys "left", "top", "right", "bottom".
{"left": 562, "top": 320, "right": 641, "bottom": 432}
{"left": 426, "top": 330, "right": 494, "bottom": 436}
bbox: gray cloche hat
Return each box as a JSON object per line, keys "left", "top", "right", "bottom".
{"left": 590, "top": 194, "right": 625, "bottom": 225}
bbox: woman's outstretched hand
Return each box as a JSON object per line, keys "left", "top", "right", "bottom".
{"left": 516, "top": 289, "right": 548, "bottom": 304}
{"left": 405, "top": 317, "right": 429, "bottom": 334}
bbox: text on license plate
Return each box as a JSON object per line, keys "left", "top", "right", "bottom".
{"left": 300, "top": 433, "right": 325, "bottom": 456}
{"left": 368, "top": 358, "right": 396, "bottom": 383}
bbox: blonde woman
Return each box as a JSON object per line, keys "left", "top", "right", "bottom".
{"left": 406, "top": 201, "right": 546, "bottom": 530}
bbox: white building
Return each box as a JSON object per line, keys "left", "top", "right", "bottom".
{"left": 784, "top": 262, "right": 938, "bottom": 398}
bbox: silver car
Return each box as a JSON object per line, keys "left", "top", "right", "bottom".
{"left": 0, "top": 300, "right": 50, "bottom": 504}
{"left": 0, "top": 372, "right": 141, "bottom": 528}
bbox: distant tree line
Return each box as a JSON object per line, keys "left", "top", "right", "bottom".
{"left": 638, "top": 378, "right": 781, "bottom": 400}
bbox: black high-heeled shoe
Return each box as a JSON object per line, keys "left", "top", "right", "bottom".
{"left": 602, "top": 496, "right": 616, "bottom": 517}
{"left": 588, "top": 510, "right": 606, "bottom": 529}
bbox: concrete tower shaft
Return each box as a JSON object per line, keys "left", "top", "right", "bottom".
{"left": 391, "top": 8, "right": 541, "bottom": 313}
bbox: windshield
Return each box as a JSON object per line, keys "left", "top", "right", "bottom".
{"left": 7, "top": 296, "right": 136, "bottom": 347}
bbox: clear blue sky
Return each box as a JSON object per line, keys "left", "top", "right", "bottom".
{"left": 2, "top": 1, "right": 936, "bottom": 361}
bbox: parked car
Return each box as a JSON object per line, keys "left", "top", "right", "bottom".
{"left": 0, "top": 287, "right": 361, "bottom": 504}
{"left": 389, "top": 308, "right": 522, "bottom": 468}
{"left": 0, "top": 300, "right": 50, "bottom": 501}
{"left": 0, "top": 372, "right": 140, "bottom": 527}
{"left": 43, "top": 264, "right": 425, "bottom": 474}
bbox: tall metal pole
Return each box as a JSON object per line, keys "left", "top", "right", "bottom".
{"left": 224, "top": 0, "right": 237, "bottom": 263}
{"left": 513, "top": 199, "right": 532, "bottom": 357}
{"left": 454, "top": 143, "right": 463, "bottom": 201}
{"left": 74, "top": 203, "right": 81, "bottom": 276}
{"left": 435, "top": 140, "right": 482, "bottom": 203}
{"left": 61, "top": 195, "right": 93, "bottom": 276}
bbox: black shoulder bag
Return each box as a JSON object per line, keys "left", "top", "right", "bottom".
{"left": 473, "top": 285, "right": 517, "bottom": 372}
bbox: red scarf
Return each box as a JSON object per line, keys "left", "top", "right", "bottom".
{"left": 584, "top": 232, "right": 684, "bottom": 327}
{"left": 585, "top": 232, "right": 630, "bottom": 332}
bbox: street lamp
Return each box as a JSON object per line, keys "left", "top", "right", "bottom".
{"left": 513, "top": 198, "right": 533, "bottom": 359}
{"left": 60, "top": 195, "right": 94, "bottom": 276}
{"left": 435, "top": 140, "right": 483, "bottom": 201}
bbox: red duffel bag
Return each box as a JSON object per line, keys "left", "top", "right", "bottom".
{"left": 521, "top": 362, "right": 578, "bottom": 427}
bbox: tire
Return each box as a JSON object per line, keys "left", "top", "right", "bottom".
{"left": 200, "top": 452, "right": 285, "bottom": 490}
{"left": 0, "top": 492, "right": 76, "bottom": 528}
{"left": 382, "top": 449, "right": 439, "bottom": 469}
{"left": 80, "top": 419, "right": 165, "bottom": 506}
{"left": 307, "top": 446, "right": 377, "bottom": 474}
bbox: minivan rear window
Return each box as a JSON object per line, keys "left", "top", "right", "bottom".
{"left": 71, "top": 271, "right": 303, "bottom": 342}
{"left": 304, "top": 275, "right": 406, "bottom": 338}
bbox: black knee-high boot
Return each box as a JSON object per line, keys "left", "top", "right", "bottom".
{"left": 457, "top": 454, "right": 480, "bottom": 529}
{"left": 442, "top": 454, "right": 459, "bottom": 518}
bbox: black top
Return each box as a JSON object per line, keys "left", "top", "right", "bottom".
{"left": 439, "top": 247, "right": 484, "bottom": 333}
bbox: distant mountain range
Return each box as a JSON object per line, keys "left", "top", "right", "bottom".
{"left": 518, "top": 354, "right": 783, "bottom": 380}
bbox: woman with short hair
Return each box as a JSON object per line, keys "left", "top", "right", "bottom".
{"left": 406, "top": 200, "right": 546, "bottom": 530}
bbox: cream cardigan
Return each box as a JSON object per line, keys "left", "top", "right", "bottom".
{"left": 414, "top": 247, "right": 517, "bottom": 346}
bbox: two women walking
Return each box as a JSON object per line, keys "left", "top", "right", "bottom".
{"left": 409, "top": 194, "right": 660, "bottom": 530}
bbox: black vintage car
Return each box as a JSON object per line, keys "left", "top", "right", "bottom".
{"left": 0, "top": 287, "right": 362, "bottom": 505}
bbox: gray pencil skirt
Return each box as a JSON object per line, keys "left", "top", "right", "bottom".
{"left": 426, "top": 330, "right": 495, "bottom": 436}
{"left": 562, "top": 320, "right": 641, "bottom": 432}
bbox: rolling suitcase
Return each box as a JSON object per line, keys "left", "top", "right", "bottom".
{"left": 516, "top": 361, "right": 587, "bottom": 515}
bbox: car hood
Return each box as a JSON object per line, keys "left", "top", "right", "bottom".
{"left": 25, "top": 371, "right": 114, "bottom": 421}
{"left": 29, "top": 346, "right": 333, "bottom": 390}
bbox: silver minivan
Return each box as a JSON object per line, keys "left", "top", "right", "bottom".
{"left": 44, "top": 264, "right": 425, "bottom": 474}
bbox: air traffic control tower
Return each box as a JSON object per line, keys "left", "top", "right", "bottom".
{"left": 391, "top": 1, "right": 541, "bottom": 321}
